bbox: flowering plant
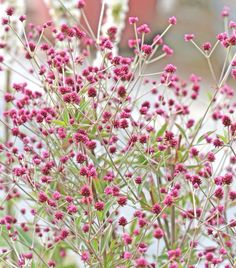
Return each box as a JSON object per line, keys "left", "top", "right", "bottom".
{"left": 0, "top": 2, "right": 236, "bottom": 268}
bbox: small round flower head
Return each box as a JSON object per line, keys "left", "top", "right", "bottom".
{"left": 118, "top": 216, "right": 128, "bottom": 226}
{"left": 129, "top": 17, "right": 138, "bottom": 25}
{"left": 164, "top": 195, "right": 173, "bottom": 206}
{"left": 67, "top": 204, "right": 77, "bottom": 214}
{"left": 214, "top": 187, "right": 224, "bottom": 200}
{"left": 162, "top": 44, "right": 173, "bottom": 56}
{"left": 184, "top": 34, "right": 194, "bottom": 42}
{"left": 124, "top": 251, "right": 132, "bottom": 260}
{"left": 229, "top": 20, "right": 236, "bottom": 28}
{"left": 222, "top": 115, "right": 231, "bottom": 126}
{"left": 81, "top": 251, "right": 90, "bottom": 262}
{"left": 137, "top": 24, "right": 151, "bottom": 34}
{"left": 221, "top": 6, "right": 229, "bottom": 17}
{"left": 80, "top": 185, "right": 91, "bottom": 197}
{"left": 135, "top": 257, "right": 149, "bottom": 267}
{"left": 154, "top": 227, "right": 164, "bottom": 239}
{"left": 168, "top": 16, "right": 177, "bottom": 25}
{"left": 152, "top": 203, "right": 162, "bottom": 214}
{"left": 19, "top": 15, "right": 26, "bottom": 22}
{"left": 94, "top": 201, "right": 104, "bottom": 211}
{"left": 77, "top": 0, "right": 86, "bottom": 8}
{"left": 231, "top": 69, "right": 236, "bottom": 80}
{"left": 38, "top": 191, "right": 48, "bottom": 203}
{"left": 164, "top": 64, "right": 177, "bottom": 73}
{"left": 202, "top": 42, "right": 211, "bottom": 51}
{"left": 88, "top": 87, "right": 97, "bottom": 97}
{"left": 141, "top": 44, "right": 153, "bottom": 55}
{"left": 48, "top": 260, "right": 56, "bottom": 267}
{"left": 6, "top": 7, "right": 14, "bottom": 16}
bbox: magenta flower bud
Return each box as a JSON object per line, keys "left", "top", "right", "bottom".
{"left": 168, "top": 16, "right": 177, "bottom": 25}
{"left": 129, "top": 16, "right": 138, "bottom": 25}
{"left": 184, "top": 34, "right": 194, "bottom": 42}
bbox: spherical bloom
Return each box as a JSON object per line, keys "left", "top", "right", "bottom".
{"left": 231, "top": 69, "right": 236, "bottom": 79}
{"left": 81, "top": 251, "right": 90, "bottom": 262}
{"left": 190, "top": 147, "right": 199, "bottom": 157}
{"left": 222, "top": 115, "right": 231, "bottom": 126}
{"left": 77, "top": 0, "right": 86, "bottom": 9}
{"left": 214, "top": 187, "right": 224, "bottom": 199}
{"left": 117, "top": 86, "right": 126, "bottom": 98}
{"left": 122, "top": 233, "right": 132, "bottom": 245}
{"left": 221, "top": 6, "right": 229, "bottom": 17}
{"left": 54, "top": 211, "right": 64, "bottom": 220}
{"left": 60, "top": 228, "right": 69, "bottom": 240}
{"left": 52, "top": 191, "right": 61, "bottom": 200}
{"left": 88, "top": 87, "right": 97, "bottom": 97}
{"left": 123, "top": 251, "right": 132, "bottom": 260}
{"left": 202, "top": 42, "right": 211, "bottom": 51}
{"left": 48, "top": 260, "right": 56, "bottom": 267}
{"left": 184, "top": 34, "right": 194, "bottom": 42}
{"left": 38, "top": 191, "right": 47, "bottom": 203}
{"left": 141, "top": 45, "right": 152, "bottom": 55}
{"left": 154, "top": 227, "right": 164, "bottom": 239}
{"left": 223, "top": 173, "right": 233, "bottom": 185}
{"left": 6, "top": 7, "right": 14, "bottom": 16}
{"left": 162, "top": 44, "right": 173, "bottom": 56}
{"left": 67, "top": 204, "right": 78, "bottom": 214}
{"left": 80, "top": 185, "right": 91, "bottom": 197}
{"left": 164, "top": 195, "right": 174, "bottom": 206}
{"left": 168, "top": 16, "right": 177, "bottom": 25}
{"left": 118, "top": 216, "right": 128, "bottom": 226}
{"left": 94, "top": 201, "right": 104, "bottom": 211}
{"left": 135, "top": 257, "right": 149, "bottom": 267}
{"left": 152, "top": 203, "right": 162, "bottom": 214}
{"left": 137, "top": 24, "right": 151, "bottom": 34}
{"left": 207, "top": 152, "right": 215, "bottom": 162}
{"left": 129, "top": 17, "right": 138, "bottom": 24}
{"left": 141, "top": 44, "right": 153, "bottom": 55}
{"left": 117, "top": 196, "right": 127, "bottom": 206}
{"left": 164, "top": 64, "right": 177, "bottom": 73}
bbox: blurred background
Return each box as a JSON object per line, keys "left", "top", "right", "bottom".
{"left": 23, "top": 0, "right": 236, "bottom": 82}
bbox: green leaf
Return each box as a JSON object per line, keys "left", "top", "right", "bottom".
{"left": 135, "top": 154, "right": 148, "bottom": 165}
{"left": 217, "top": 133, "right": 228, "bottom": 144}
{"left": 57, "top": 264, "right": 77, "bottom": 268}
{"left": 156, "top": 122, "right": 168, "bottom": 137}
{"left": 175, "top": 123, "right": 188, "bottom": 141}
{"left": 62, "top": 109, "right": 70, "bottom": 124}
{"left": 196, "top": 130, "right": 216, "bottom": 144}
{"left": 101, "top": 225, "right": 113, "bottom": 254}
{"left": 52, "top": 120, "right": 66, "bottom": 126}
{"left": 101, "top": 199, "right": 115, "bottom": 221}
{"left": 93, "top": 178, "right": 103, "bottom": 195}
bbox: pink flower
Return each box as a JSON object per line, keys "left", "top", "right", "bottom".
{"left": 202, "top": 42, "right": 211, "bottom": 51}
{"left": 154, "top": 227, "right": 164, "bottom": 239}
{"left": 137, "top": 24, "right": 151, "bottom": 34}
{"left": 184, "top": 34, "right": 194, "bottom": 42}
{"left": 164, "top": 64, "right": 177, "bottom": 73}
{"left": 231, "top": 69, "right": 236, "bottom": 79}
{"left": 168, "top": 16, "right": 177, "bottom": 25}
{"left": 129, "top": 17, "right": 138, "bottom": 24}
{"left": 123, "top": 251, "right": 132, "bottom": 259}
{"left": 141, "top": 44, "right": 153, "bottom": 55}
{"left": 77, "top": 0, "right": 86, "bottom": 9}
{"left": 221, "top": 6, "right": 230, "bottom": 17}
{"left": 81, "top": 251, "right": 90, "bottom": 262}
{"left": 164, "top": 195, "right": 174, "bottom": 206}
